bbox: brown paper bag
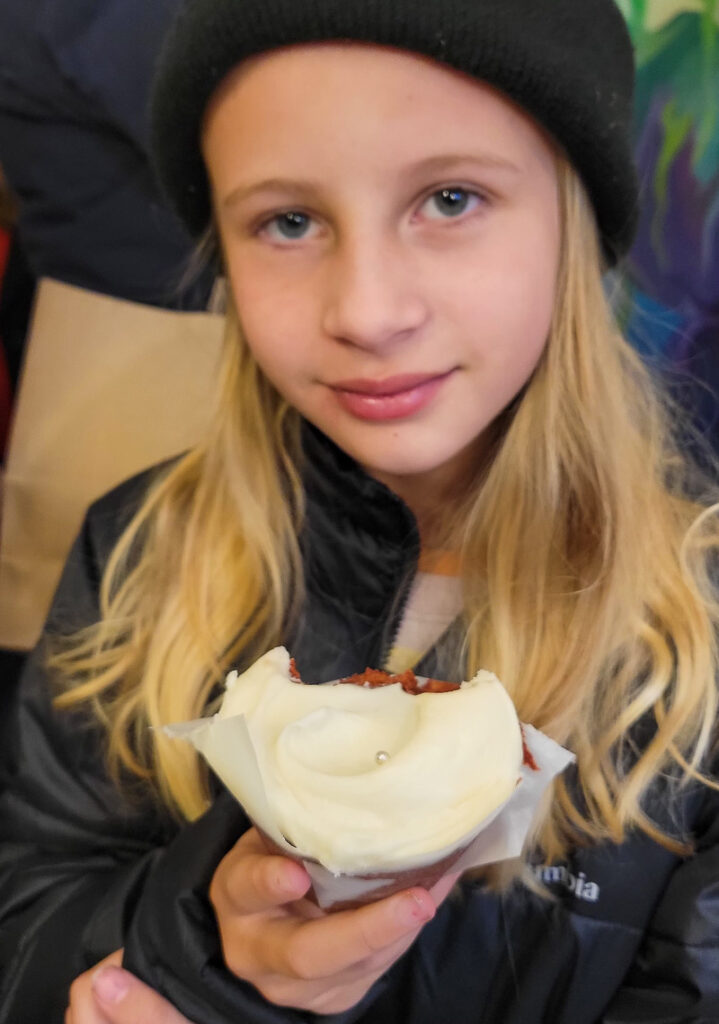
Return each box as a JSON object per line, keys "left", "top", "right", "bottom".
{"left": 0, "top": 278, "right": 224, "bottom": 650}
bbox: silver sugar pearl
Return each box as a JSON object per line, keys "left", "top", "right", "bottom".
{"left": 375, "top": 750, "right": 390, "bottom": 764}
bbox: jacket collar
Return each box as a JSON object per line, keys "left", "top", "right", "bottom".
{"left": 294, "top": 423, "right": 466, "bottom": 683}
{"left": 300, "top": 421, "right": 421, "bottom": 616}
{"left": 289, "top": 422, "right": 422, "bottom": 680}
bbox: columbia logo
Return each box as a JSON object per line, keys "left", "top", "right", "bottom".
{"left": 534, "top": 864, "right": 600, "bottom": 903}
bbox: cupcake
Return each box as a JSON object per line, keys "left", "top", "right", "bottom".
{"left": 169, "top": 647, "right": 534, "bottom": 906}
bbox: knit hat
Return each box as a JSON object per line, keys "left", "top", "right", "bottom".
{"left": 150, "top": 0, "right": 639, "bottom": 264}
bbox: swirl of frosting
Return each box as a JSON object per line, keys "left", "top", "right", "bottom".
{"left": 212, "top": 647, "right": 523, "bottom": 873}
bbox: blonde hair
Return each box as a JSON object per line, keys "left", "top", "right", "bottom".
{"left": 53, "top": 159, "right": 719, "bottom": 865}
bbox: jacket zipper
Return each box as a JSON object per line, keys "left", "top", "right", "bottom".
{"left": 378, "top": 535, "right": 421, "bottom": 670}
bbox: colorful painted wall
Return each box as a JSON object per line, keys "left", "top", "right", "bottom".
{"left": 616, "top": 0, "right": 719, "bottom": 448}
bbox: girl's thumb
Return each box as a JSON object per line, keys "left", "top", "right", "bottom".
{"left": 92, "top": 964, "right": 193, "bottom": 1022}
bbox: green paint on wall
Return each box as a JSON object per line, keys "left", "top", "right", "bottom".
{"left": 628, "top": 0, "right": 648, "bottom": 38}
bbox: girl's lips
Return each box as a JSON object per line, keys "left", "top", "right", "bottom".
{"left": 330, "top": 370, "right": 454, "bottom": 421}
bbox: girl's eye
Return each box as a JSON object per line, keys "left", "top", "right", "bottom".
{"left": 422, "top": 187, "right": 482, "bottom": 221}
{"left": 262, "top": 211, "right": 315, "bottom": 242}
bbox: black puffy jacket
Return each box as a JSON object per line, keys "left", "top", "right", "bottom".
{"left": 1, "top": 425, "right": 718, "bottom": 1024}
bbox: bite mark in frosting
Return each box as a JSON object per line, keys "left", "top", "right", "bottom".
{"left": 339, "top": 667, "right": 461, "bottom": 694}
{"left": 289, "top": 661, "right": 460, "bottom": 693}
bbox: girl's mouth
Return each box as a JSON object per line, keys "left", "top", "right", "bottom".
{"left": 329, "top": 370, "right": 455, "bottom": 422}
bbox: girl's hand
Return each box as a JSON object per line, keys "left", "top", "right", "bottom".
{"left": 65, "top": 949, "right": 194, "bottom": 1024}
{"left": 210, "top": 827, "right": 459, "bottom": 1015}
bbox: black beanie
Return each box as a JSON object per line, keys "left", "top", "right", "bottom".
{"left": 150, "top": 0, "right": 639, "bottom": 265}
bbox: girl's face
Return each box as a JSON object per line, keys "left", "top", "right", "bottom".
{"left": 204, "top": 44, "right": 561, "bottom": 501}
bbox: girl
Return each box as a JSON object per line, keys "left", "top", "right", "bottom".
{"left": 2, "top": 1, "right": 718, "bottom": 1022}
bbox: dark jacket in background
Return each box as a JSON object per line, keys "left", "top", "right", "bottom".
{"left": 0, "top": 0, "right": 213, "bottom": 310}
{"left": 1, "top": 426, "right": 718, "bottom": 1024}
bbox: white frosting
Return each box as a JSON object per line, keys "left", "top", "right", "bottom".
{"left": 214, "top": 647, "right": 523, "bottom": 873}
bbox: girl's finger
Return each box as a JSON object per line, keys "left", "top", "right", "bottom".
{"left": 66, "top": 949, "right": 122, "bottom": 1024}
{"left": 255, "top": 887, "right": 436, "bottom": 981}
{"left": 212, "top": 831, "right": 311, "bottom": 916}
{"left": 92, "top": 966, "right": 194, "bottom": 1023}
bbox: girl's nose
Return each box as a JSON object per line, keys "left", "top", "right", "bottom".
{"left": 321, "top": 235, "right": 429, "bottom": 350}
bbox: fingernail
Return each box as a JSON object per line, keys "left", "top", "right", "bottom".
{"left": 398, "top": 891, "right": 435, "bottom": 927}
{"left": 92, "top": 965, "right": 130, "bottom": 1005}
{"left": 276, "top": 865, "right": 307, "bottom": 896}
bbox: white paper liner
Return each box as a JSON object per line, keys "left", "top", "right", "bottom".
{"left": 166, "top": 696, "right": 574, "bottom": 910}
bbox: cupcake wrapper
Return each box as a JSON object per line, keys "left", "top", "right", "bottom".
{"left": 258, "top": 825, "right": 485, "bottom": 910}
{"left": 166, "top": 703, "right": 574, "bottom": 910}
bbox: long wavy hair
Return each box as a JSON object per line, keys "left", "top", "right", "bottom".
{"left": 52, "top": 158, "right": 719, "bottom": 865}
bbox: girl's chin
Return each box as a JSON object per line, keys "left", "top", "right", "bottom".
{"left": 302, "top": 401, "right": 485, "bottom": 482}
{"left": 344, "top": 437, "right": 470, "bottom": 484}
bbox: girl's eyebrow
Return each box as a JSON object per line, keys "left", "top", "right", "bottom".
{"left": 222, "top": 178, "right": 324, "bottom": 210}
{"left": 221, "top": 152, "right": 523, "bottom": 210}
{"left": 404, "top": 152, "right": 523, "bottom": 178}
